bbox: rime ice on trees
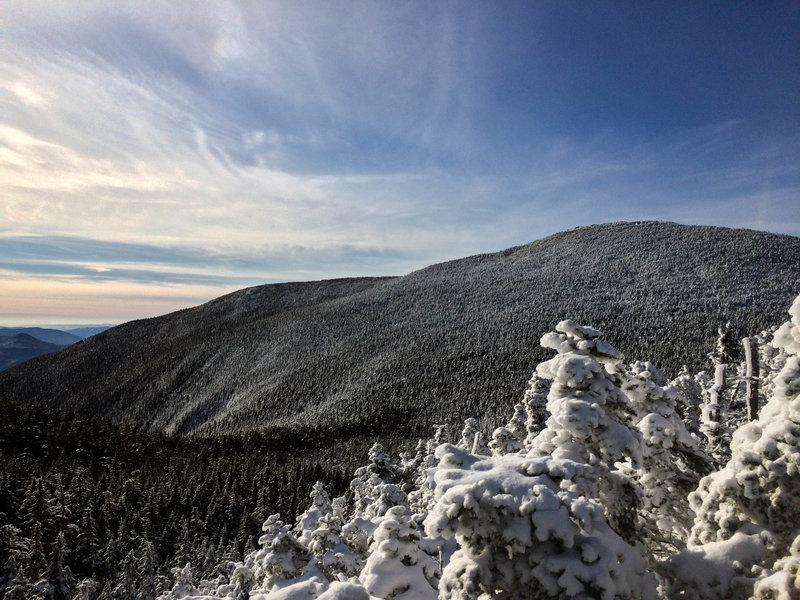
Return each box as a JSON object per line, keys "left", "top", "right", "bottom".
{"left": 423, "top": 321, "right": 657, "bottom": 599}
{"left": 662, "top": 294, "right": 800, "bottom": 599}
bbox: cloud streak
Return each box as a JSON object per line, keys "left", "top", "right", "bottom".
{"left": 1, "top": 1, "right": 799, "bottom": 324}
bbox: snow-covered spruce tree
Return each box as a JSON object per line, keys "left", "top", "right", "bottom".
{"left": 505, "top": 403, "right": 528, "bottom": 447}
{"left": 488, "top": 406, "right": 526, "bottom": 456}
{"left": 157, "top": 563, "right": 198, "bottom": 600}
{"left": 48, "top": 532, "right": 75, "bottom": 600}
{"left": 349, "top": 443, "right": 399, "bottom": 518}
{"left": 521, "top": 373, "right": 550, "bottom": 449}
{"left": 295, "top": 482, "right": 333, "bottom": 547}
{"left": 661, "top": 294, "right": 800, "bottom": 600}
{"left": 71, "top": 578, "right": 99, "bottom": 600}
{"left": 525, "top": 320, "right": 644, "bottom": 544}
{"left": 398, "top": 441, "right": 427, "bottom": 494}
{"left": 752, "top": 533, "right": 800, "bottom": 599}
{"left": 701, "top": 321, "right": 746, "bottom": 466}
{"left": 359, "top": 505, "right": 439, "bottom": 600}
{"left": 670, "top": 365, "right": 705, "bottom": 438}
{"left": 488, "top": 426, "right": 523, "bottom": 456}
{"left": 424, "top": 320, "right": 657, "bottom": 600}
{"left": 621, "top": 361, "right": 712, "bottom": 558}
{"left": 425, "top": 444, "right": 657, "bottom": 600}
{"left": 456, "top": 418, "right": 489, "bottom": 455}
{"left": 306, "top": 512, "right": 362, "bottom": 581}
{"left": 339, "top": 445, "right": 407, "bottom": 574}
{"left": 247, "top": 513, "right": 311, "bottom": 596}
{"left": 759, "top": 325, "right": 789, "bottom": 404}
{"left": 408, "top": 427, "right": 449, "bottom": 518}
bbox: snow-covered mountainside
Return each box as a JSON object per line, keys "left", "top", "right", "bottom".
{"left": 148, "top": 291, "right": 800, "bottom": 600}
{"left": 1, "top": 221, "right": 799, "bottom": 445}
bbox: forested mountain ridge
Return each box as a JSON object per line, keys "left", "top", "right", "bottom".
{"left": 1, "top": 221, "right": 799, "bottom": 444}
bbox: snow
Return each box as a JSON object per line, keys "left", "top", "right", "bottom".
{"left": 660, "top": 531, "right": 773, "bottom": 600}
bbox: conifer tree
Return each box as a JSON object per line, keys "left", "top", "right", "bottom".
{"left": 456, "top": 418, "right": 488, "bottom": 455}
{"left": 26, "top": 523, "right": 49, "bottom": 583}
{"left": 526, "top": 321, "right": 643, "bottom": 529}
{"left": 48, "top": 532, "right": 75, "bottom": 600}
{"left": 306, "top": 512, "right": 362, "bottom": 581}
{"left": 249, "top": 514, "right": 310, "bottom": 594}
{"left": 488, "top": 426, "right": 522, "bottom": 456}
{"left": 521, "top": 373, "right": 550, "bottom": 449}
{"left": 71, "top": 578, "right": 99, "bottom": 600}
{"left": 505, "top": 402, "right": 527, "bottom": 443}
{"left": 670, "top": 365, "right": 704, "bottom": 437}
{"left": 359, "top": 506, "right": 438, "bottom": 600}
{"left": 425, "top": 321, "right": 657, "bottom": 600}
{"left": 621, "top": 361, "right": 712, "bottom": 557}
{"left": 294, "top": 482, "right": 332, "bottom": 547}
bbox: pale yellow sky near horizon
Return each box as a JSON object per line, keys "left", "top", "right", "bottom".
{"left": 1, "top": 276, "right": 240, "bottom": 326}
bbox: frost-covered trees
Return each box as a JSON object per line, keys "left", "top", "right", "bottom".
{"left": 456, "top": 418, "right": 488, "bottom": 455}
{"left": 525, "top": 321, "right": 644, "bottom": 543}
{"left": 425, "top": 445, "right": 657, "bottom": 600}
{"left": 423, "top": 321, "right": 658, "bottom": 599}
{"left": 248, "top": 514, "right": 310, "bottom": 595}
{"left": 359, "top": 506, "right": 438, "bottom": 600}
{"left": 661, "top": 295, "right": 800, "bottom": 599}
{"left": 295, "top": 483, "right": 332, "bottom": 547}
{"left": 621, "top": 361, "right": 712, "bottom": 557}
{"left": 520, "top": 374, "right": 550, "bottom": 448}
{"left": 671, "top": 365, "right": 705, "bottom": 437}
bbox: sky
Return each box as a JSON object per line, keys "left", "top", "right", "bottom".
{"left": 2, "top": 1, "right": 799, "bottom": 326}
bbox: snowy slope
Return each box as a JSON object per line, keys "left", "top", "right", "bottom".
{"left": 0, "top": 222, "right": 798, "bottom": 443}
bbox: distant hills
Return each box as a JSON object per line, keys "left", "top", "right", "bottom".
{"left": 0, "top": 333, "right": 68, "bottom": 372}
{"left": 0, "top": 326, "right": 83, "bottom": 346}
{"left": 0, "top": 325, "right": 111, "bottom": 371}
{"left": 1, "top": 222, "right": 799, "bottom": 445}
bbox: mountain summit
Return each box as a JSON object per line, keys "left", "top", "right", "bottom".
{"left": 1, "top": 222, "right": 798, "bottom": 444}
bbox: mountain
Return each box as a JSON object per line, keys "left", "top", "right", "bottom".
{"left": 0, "top": 326, "right": 83, "bottom": 345}
{"left": 1, "top": 222, "right": 799, "bottom": 444}
{"left": 64, "top": 325, "right": 113, "bottom": 338}
{"left": 0, "top": 333, "right": 68, "bottom": 371}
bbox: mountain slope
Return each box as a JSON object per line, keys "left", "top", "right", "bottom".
{"left": 1, "top": 222, "right": 799, "bottom": 443}
{"left": 0, "top": 333, "right": 68, "bottom": 371}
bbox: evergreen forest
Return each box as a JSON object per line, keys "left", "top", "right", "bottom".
{"left": 2, "top": 289, "right": 800, "bottom": 599}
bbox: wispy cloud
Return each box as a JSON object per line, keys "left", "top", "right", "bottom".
{"left": 1, "top": 1, "right": 798, "bottom": 324}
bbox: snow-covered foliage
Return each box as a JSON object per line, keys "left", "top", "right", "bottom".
{"left": 456, "top": 419, "right": 488, "bottom": 455}
{"left": 661, "top": 294, "right": 800, "bottom": 599}
{"left": 520, "top": 373, "right": 550, "bottom": 448}
{"left": 425, "top": 445, "right": 657, "bottom": 599}
{"left": 523, "top": 320, "right": 645, "bottom": 545}
{"left": 621, "top": 361, "right": 712, "bottom": 556}
{"left": 670, "top": 365, "right": 705, "bottom": 437}
{"left": 359, "top": 506, "right": 438, "bottom": 599}
{"left": 294, "top": 483, "right": 332, "bottom": 547}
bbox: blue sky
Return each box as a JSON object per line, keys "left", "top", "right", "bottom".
{"left": 2, "top": 1, "right": 799, "bottom": 325}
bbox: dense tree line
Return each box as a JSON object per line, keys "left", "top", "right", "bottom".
{"left": 0, "top": 402, "right": 351, "bottom": 599}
